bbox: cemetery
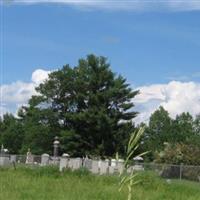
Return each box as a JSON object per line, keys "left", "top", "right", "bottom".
{"left": 1, "top": 134, "right": 200, "bottom": 200}
{"left": 0, "top": 54, "right": 200, "bottom": 199}
{"left": 1, "top": 137, "right": 200, "bottom": 182}
{"left": 1, "top": 4, "right": 200, "bottom": 197}
{"left": 0, "top": 162, "right": 200, "bottom": 200}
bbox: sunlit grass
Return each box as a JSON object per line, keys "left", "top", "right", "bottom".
{"left": 0, "top": 166, "right": 199, "bottom": 200}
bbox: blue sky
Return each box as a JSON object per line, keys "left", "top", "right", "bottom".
{"left": 1, "top": 1, "right": 200, "bottom": 122}
{"left": 2, "top": 1, "right": 200, "bottom": 85}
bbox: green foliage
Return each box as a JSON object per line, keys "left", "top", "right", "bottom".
{"left": 155, "top": 143, "right": 200, "bottom": 165}
{"left": 143, "top": 106, "right": 172, "bottom": 152}
{"left": 141, "top": 107, "right": 200, "bottom": 163}
{"left": 119, "top": 127, "right": 148, "bottom": 200}
{"left": 71, "top": 167, "right": 91, "bottom": 177}
{"left": 1, "top": 55, "right": 200, "bottom": 165}
{"left": 17, "top": 54, "right": 138, "bottom": 157}
{"left": 0, "top": 114, "right": 24, "bottom": 154}
{"left": 0, "top": 167, "right": 200, "bottom": 200}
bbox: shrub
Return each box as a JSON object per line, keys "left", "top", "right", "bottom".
{"left": 155, "top": 143, "right": 200, "bottom": 165}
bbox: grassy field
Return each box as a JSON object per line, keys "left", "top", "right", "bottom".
{"left": 0, "top": 166, "right": 199, "bottom": 200}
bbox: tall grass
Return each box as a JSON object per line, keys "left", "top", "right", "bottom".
{"left": 0, "top": 166, "right": 199, "bottom": 200}
{"left": 119, "top": 127, "right": 149, "bottom": 200}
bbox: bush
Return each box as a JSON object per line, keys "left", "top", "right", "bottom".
{"left": 155, "top": 143, "right": 200, "bottom": 165}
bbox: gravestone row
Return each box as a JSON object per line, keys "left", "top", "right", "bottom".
{"left": 0, "top": 151, "right": 143, "bottom": 175}
{"left": 59, "top": 156, "right": 125, "bottom": 174}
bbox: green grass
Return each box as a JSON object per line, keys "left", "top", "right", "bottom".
{"left": 0, "top": 166, "right": 199, "bottom": 200}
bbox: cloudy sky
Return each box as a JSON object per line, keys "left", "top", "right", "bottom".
{"left": 1, "top": 0, "right": 200, "bottom": 123}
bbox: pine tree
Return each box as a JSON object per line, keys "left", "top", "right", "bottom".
{"left": 20, "top": 55, "right": 139, "bottom": 157}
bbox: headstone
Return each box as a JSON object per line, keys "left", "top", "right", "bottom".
{"left": 62, "top": 153, "right": 70, "bottom": 157}
{"left": 68, "top": 158, "right": 82, "bottom": 170}
{"left": 10, "top": 155, "right": 17, "bottom": 163}
{"left": 59, "top": 157, "right": 68, "bottom": 171}
{"left": 91, "top": 160, "right": 99, "bottom": 174}
{"left": 41, "top": 153, "right": 50, "bottom": 166}
{"left": 50, "top": 156, "right": 60, "bottom": 165}
{"left": 108, "top": 159, "right": 118, "bottom": 174}
{"left": 0, "top": 156, "right": 10, "bottom": 166}
{"left": 59, "top": 153, "right": 70, "bottom": 171}
{"left": 111, "top": 159, "right": 117, "bottom": 167}
{"left": 108, "top": 166, "right": 116, "bottom": 174}
{"left": 25, "top": 149, "right": 34, "bottom": 164}
{"left": 99, "top": 160, "right": 109, "bottom": 175}
{"left": 83, "top": 158, "right": 92, "bottom": 170}
{"left": 108, "top": 160, "right": 121, "bottom": 174}
{"left": 117, "top": 159, "right": 124, "bottom": 174}
{"left": 74, "top": 158, "right": 82, "bottom": 170}
{"left": 0, "top": 145, "right": 10, "bottom": 166}
{"left": 68, "top": 159, "right": 73, "bottom": 169}
{"left": 0, "top": 144, "right": 5, "bottom": 155}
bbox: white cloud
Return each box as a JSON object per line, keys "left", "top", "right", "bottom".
{"left": 7, "top": 0, "right": 200, "bottom": 11}
{"left": 0, "top": 69, "right": 50, "bottom": 117}
{"left": 134, "top": 81, "right": 200, "bottom": 124}
{"left": 1, "top": 69, "right": 200, "bottom": 127}
{"left": 32, "top": 69, "right": 50, "bottom": 84}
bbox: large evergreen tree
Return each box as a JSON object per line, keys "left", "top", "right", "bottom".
{"left": 20, "top": 55, "right": 139, "bottom": 157}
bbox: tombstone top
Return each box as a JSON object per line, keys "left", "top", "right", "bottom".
{"left": 42, "top": 153, "right": 50, "bottom": 157}
{"left": 0, "top": 144, "right": 9, "bottom": 155}
{"left": 62, "top": 153, "right": 69, "bottom": 157}
{"left": 133, "top": 156, "right": 143, "bottom": 161}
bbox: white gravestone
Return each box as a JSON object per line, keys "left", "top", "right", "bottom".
{"left": 99, "top": 160, "right": 109, "bottom": 175}
{"left": 25, "top": 149, "right": 34, "bottom": 164}
{"left": 83, "top": 158, "right": 92, "bottom": 170}
{"left": 68, "top": 158, "right": 82, "bottom": 170}
{"left": 117, "top": 159, "right": 124, "bottom": 174}
{"left": 111, "top": 159, "right": 117, "bottom": 167}
{"left": 41, "top": 154, "right": 50, "bottom": 166}
{"left": 91, "top": 160, "right": 99, "bottom": 174}
{"left": 108, "top": 166, "right": 115, "bottom": 174}
{"left": 59, "top": 154, "right": 70, "bottom": 171}
{"left": 0, "top": 156, "right": 10, "bottom": 166}
{"left": 10, "top": 155, "right": 17, "bottom": 163}
{"left": 59, "top": 157, "right": 68, "bottom": 171}
{"left": 109, "top": 159, "right": 118, "bottom": 174}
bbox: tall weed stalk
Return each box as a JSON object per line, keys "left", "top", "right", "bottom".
{"left": 119, "top": 127, "right": 149, "bottom": 200}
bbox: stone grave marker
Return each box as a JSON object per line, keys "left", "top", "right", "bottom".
{"left": 10, "top": 155, "right": 17, "bottom": 163}
{"left": 68, "top": 158, "right": 82, "bottom": 170}
{"left": 41, "top": 153, "right": 50, "bottom": 166}
{"left": 99, "top": 160, "right": 109, "bottom": 175}
{"left": 91, "top": 160, "right": 99, "bottom": 174}
{"left": 117, "top": 159, "right": 124, "bottom": 174}
{"left": 59, "top": 153, "right": 70, "bottom": 171}
{"left": 83, "top": 158, "right": 92, "bottom": 170}
{"left": 0, "top": 155, "right": 10, "bottom": 166}
{"left": 25, "top": 149, "right": 34, "bottom": 164}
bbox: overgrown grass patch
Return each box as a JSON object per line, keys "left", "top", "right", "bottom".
{"left": 0, "top": 166, "right": 199, "bottom": 200}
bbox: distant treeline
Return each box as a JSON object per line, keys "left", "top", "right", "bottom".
{"left": 139, "top": 106, "right": 200, "bottom": 165}
{"left": 0, "top": 55, "right": 199, "bottom": 165}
